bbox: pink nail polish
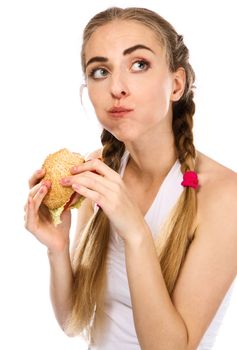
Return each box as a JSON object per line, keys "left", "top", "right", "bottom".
{"left": 42, "top": 180, "right": 51, "bottom": 188}
{"left": 39, "top": 185, "right": 46, "bottom": 193}
{"left": 60, "top": 178, "right": 70, "bottom": 185}
{"left": 71, "top": 166, "right": 78, "bottom": 173}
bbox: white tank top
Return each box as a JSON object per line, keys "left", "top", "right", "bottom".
{"left": 89, "top": 150, "right": 235, "bottom": 350}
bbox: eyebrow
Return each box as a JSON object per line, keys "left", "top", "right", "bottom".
{"left": 85, "top": 44, "right": 155, "bottom": 69}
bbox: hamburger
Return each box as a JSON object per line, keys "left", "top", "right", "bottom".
{"left": 41, "top": 148, "right": 85, "bottom": 226}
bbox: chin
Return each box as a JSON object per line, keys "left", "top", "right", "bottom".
{"left": 112, "top": 133, "right": 139, "bottom": 144}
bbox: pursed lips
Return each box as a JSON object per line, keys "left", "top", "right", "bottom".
{"left": 107, "top": 106, "right": 134, "bottom": 116}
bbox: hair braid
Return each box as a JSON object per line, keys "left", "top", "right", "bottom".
{"left": 157, "top": 93, "right": 198, "bottom": 294}
{"left": 154, "top": 28, "right": 198, "bottom": 294}
{"left": 173, "top": 92, "right": 197, "bottom": 172}
{"left": 101, "top": 129, "right": 125, "bottom": 171}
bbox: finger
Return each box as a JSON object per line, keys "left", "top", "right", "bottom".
{"left": 28, "top": 168, "right": 46, "bottom": 189}
{"left": 24, "top": 183, "right": 42, "bottom": 213}
{"left": 28, "top": 182, "right": 42, "bottom": 199}
{"left": 67, "top": 192, "right": 82, "bottom": 207}
{"left": 70, "top": 171, "right": 121, "bottom": 209}
{"left": 24, "top": 201, "right": 29, "bottom": 213}
{"left": 32, "top": 184, "right": 50, "bottom": 213}
{"left": 84, "top": 153, "right": 102, "bottom": 162}
{"left": 72, "top": 183, "right": 104, "bottom": 207}
{"left": 28, "top": 180, "right": 51, "bottom": 201}
{"left": 70, "top": 158, "right": 118, "bottom": 180}
{"left": 24, "top": 195, "right": 38, "bottom": 232}
{"left": 61, "top": 171, "right": 114, "bottom": 195}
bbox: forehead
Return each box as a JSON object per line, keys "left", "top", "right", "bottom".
{"left": 85, "top": 20, "right": 164, "bottom": 60}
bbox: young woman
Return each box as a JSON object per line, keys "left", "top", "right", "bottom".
{"left": 24, "top": 7, "right": 237, "bottom": 350}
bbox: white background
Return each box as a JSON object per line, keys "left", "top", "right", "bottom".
{"left": 0, "top": 0, "right": 237, "bottom": 349}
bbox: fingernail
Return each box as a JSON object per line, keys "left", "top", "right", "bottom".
{"left": 71, "top": 166, "right": 78, "bottom": 173}
{"left": 60, "top": 178, "right": 70, "bottom": 185}
{"left": 42, "top": 180, "right": 51, "bottom": 188}
{"left": 72, "top": 183, "right": 80, "bottom": 190}
{"left": 40, "top": 185, "right": 46, "bottom": 193}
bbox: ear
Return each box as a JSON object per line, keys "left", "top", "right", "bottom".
{"left": 80, "top": 83, "right": 87, "bottom": 105}
{"left": 170, "top": 67, "right": 186, "bottom": 102}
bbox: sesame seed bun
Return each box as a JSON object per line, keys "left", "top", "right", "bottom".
{"left": 41, "top": 148, "right": 85, "bottom": 225}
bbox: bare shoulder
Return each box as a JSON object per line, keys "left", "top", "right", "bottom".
{"left": 194, "top": 149, "right": 237, "bottom": 256}
{"left": 196, "top": 150, "right": 237, "bottom": 220}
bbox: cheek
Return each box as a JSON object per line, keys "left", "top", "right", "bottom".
{"left": 88, "top": 81, "right": 110, "bottom": 108}
{"left": 88, "top": 86, "right": 99, "bottom": 108}
{"left": 138, "top": 80, "right": 171, "bottom": 118}
{"left": 87, "top": 85, "right": 109, "bottom": 125}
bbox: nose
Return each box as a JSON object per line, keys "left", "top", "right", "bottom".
{"left": 110, "top": 73, "right": 129, "bottom": 99}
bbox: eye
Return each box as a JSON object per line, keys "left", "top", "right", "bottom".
{"left": 88, "top": 67, "right": 108, "bottom": 80}
{"left": 131, "top": 59, "right": 150, "bottom": 72}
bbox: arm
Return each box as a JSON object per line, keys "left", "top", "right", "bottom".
{"left": 48, "top": 245, "right": 74, "bottom": 331}
{"left": 125, "top": 224, "right": 188, "bottom": 350}
{"left": 124, "top": 175, "right": 237, "bottom": 350}
{"left": 48, "top": 197, "right": 94, "bottom": 332}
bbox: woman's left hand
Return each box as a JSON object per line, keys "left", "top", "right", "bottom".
{"left": 60, "top": 158, "right": 148, "bottom": 242}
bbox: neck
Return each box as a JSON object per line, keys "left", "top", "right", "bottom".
{"left": 124, "top": 131, "right": 178, "bottom": 182}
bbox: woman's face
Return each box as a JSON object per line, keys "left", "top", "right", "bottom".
{"left": 84, "top": 20, "right": 184, "bottom": 143}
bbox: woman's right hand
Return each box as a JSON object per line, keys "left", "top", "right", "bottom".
{"left": 24, "top": 169, "right": 72, "bottom": 253}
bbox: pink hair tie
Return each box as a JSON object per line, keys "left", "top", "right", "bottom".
{"left": 181, "top": 171, "right": 199, "bottom": 190}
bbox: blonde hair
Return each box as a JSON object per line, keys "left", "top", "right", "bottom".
{"left": 66, "top": 7, "right": 197, "bottom": 340}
